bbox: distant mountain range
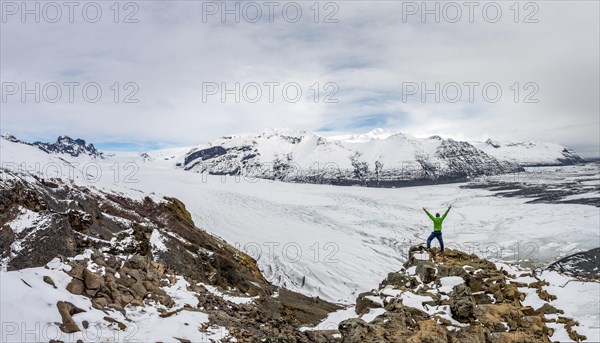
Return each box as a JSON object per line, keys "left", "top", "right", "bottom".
{"left": 1, "top": 129, "right": 585, "bottom": 186}
{"left": 175, "top": 129, "right": 584, "bottom": 186}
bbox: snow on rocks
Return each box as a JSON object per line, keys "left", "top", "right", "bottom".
{"left": 334, "top": 245, "right": 591, "bottom": 343}
{"left": 0, "top": 256, "right": 227, "bottom": 343}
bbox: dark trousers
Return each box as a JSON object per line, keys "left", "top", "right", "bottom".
{"left": 427, "top": 231, "right": 444, "bottom": 251}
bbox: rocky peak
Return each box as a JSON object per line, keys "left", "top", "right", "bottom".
{"left": 1, "top": 133, "right": 19, "bottom": 143}
{"left": 485, "top": 138, "right": 501, "bottom": 148}
{"left": 34, "top": 135, "right": 104, "bottom": 159}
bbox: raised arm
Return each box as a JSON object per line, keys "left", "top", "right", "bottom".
{"left": 441, "top": 205, "right": 452, "bottom": 220}
{"left": 423, "top": 207, "right": 435, "bottom": 220}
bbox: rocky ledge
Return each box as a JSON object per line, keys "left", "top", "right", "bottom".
{"left": 339, "top": 246, "right": 587, "bottom": 343}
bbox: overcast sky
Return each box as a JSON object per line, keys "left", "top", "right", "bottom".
{"left": 1, "top": 1, "right": 599, "bottom": 157}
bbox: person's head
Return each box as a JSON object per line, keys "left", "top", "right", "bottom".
{"left": 435, "top": 213, "right": 440, "bottom": 217}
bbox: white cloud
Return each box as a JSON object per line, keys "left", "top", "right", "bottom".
{"left": 1, "top": 1, "right": 598, "bottom": 156}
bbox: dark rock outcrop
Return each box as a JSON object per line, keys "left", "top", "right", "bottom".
{"left": 549, "top": 247, "right": 600, "bottom": 279}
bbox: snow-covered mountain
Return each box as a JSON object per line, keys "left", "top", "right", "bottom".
{"left": 329, "top": 129, "right": 585, "bottom": 166}
{"left": 472, "top": 138, "right": 585, "bottom": 166}
{"left": 2, "top": 130, "right": 585, "bottom": 187}
{"left": 178, "top": 128, "right": 524, "bottom": 186}
{"left": 1, "top": 134, "right": 104, "bottom": 159}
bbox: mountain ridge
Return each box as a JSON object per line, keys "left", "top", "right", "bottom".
{"left": 1, "top": 133, "right": 104, "bottom": 159}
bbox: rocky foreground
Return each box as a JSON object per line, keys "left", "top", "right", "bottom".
{"left": 0, "top": 169, "right": 339, "bottom": 342}
{"left": 339, "top": 246, "right": 587, "bottom": 343}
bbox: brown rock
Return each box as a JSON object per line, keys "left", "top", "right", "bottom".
{"left": 142, "top": 281, "right": 156, "bottom": 291}
{"left": 415, "top": 261, "right": 437, "bottom": 284}
{"left": 66, "top": 279, "right": 85, "bottom": 295}
{"left": 131, "top": 282, "right": 147, "bottom": 297}
{"left": 85, "top": 288, "right": 98, "bottom": 297}
{"left": 520, "top": 306, "right": 535, "bottom": 316}
{"left": 68, "top": 262, "right": 85, "bottom": 280}
{"left": 115, "top": 276, "right": 136, "bottom": 287}
{"left": 120, "top": 292, "right": 134, "bottom": 304}
{"left": 355, "top": 292, "right": 382, "bottom": 315}
{"left": 535, "top": 303, "right": 563, "bottom": 315}
{"left": 338, "top": 318, "right": 386, "bottom": 343}
{"left": 450, "top": 284, "right": 476, "bottom": 322}
{"left": 91, "top": 297, "right": 108, "bottom": 310}
{"left": 407, "top": 319, "right": 448, "bottom": 343}
{"left": 93, "top": 257, "right": 107, "bottom": 267}
{"left": 159, "top": 294, "right": 175, "bottom": 307}
{"left": 127, "top": 269, "right": 144, "bottom": 282}
{"left": 83, "top": 268, "right": 104, "bottom": 290}
{"left": 108, "top": 303, "right": 124, "bottom": 312}
{"left": 103, "top": 316, "right": 127, "bottom": 330}
{"left": 56, "top": 301, "right": 85, "bottom": 333}
{"left": 130, "top": 299, "right": 144, "bottom": 307}
{"left": 43, "top": 275, "right": 57, "bottom": 288}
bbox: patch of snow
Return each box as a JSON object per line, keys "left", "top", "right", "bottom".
{"left": 150, "top": 229, "right": 168, "bottom": 255}
{"left": 300, "top": 306, "right": 357, "bottom": 331}
{"left": 398, "top": 291, "right": 433, "bottom": 313}
{"left": 361, "top": 307, "right": 386, "bottom": 323}
{"left": 547, "top": 322, "right": 576, "bottom": 342}
{"left": 164, "top": 276, "right": 199, "bottom": 307}
{"left": 7, "top": 207, "right": 41, "bottom": 234}
{"left": 437, "top": 276, "right": 464, "bottom": 293}
{"left": 197, "top": 283, "right": 257, "bottom": 305}
{"left": 540, "top": 270, "right": 600, "bottom": 342}
{"left": 365, "top": 295, "right": 384, "bottom": 306}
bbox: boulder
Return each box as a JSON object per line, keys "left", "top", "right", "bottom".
{"left": 91, "top": 297, "right": 109, "bottom": 310}
{"left": 535, "top": 303, "right": 563, "bottom": 315}
{"left": 355, "top": 292, "right": 382, "bottom": 315}
{"left": 415, "top": 261, "right": 437, "bottom": 284}
{"left": 450, "top": 284, "right": 476, "bottom": 322}
{"left": 380, "top": 272, "right": 417, "bottom": 289}
{"left": 338, "top": 318, "right": 386, "bottom": 343}
{"left": 66, "top": 279, "right": 85, "bottom": 295}
{"left": 43, "top": 275, "right": 56, "bottom": 288}
{"left": 407, "top": 319, "right": 448, "bottom": 343}
{"left": 131, "top": 282, "right": 147, "bottom": 297}
{"left": 56, "top": 301, "right": 85, "bottom": 333}
{"left": 83, "top": 269, "right": 104, "bottom": 290}
{"left": 67, "top": 262, "right": 85, "bottom": 280}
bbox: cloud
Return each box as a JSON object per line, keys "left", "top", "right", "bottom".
{"left": 1, "top": 1, "right": 598, "bottom": 156}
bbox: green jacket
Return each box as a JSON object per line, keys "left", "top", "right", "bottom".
{"left": 425, "top": 208, "right": 450, "bottom": 231}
